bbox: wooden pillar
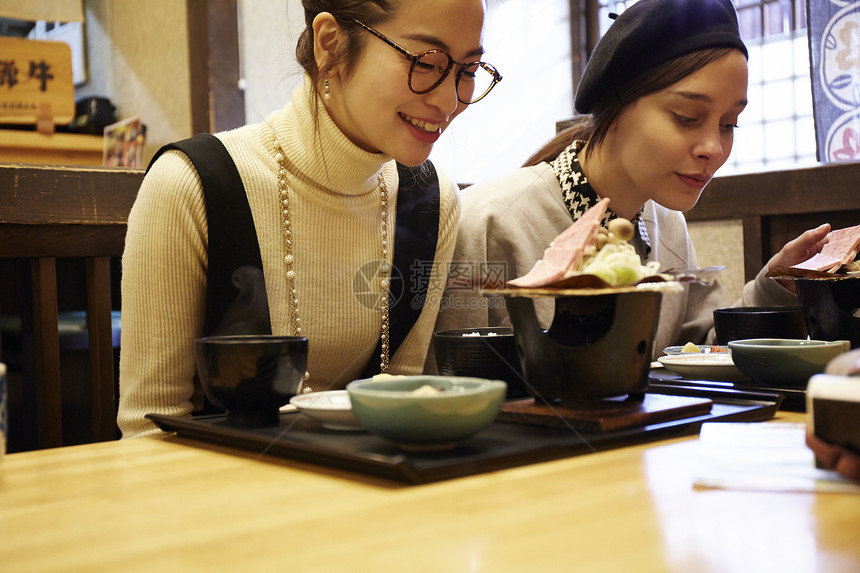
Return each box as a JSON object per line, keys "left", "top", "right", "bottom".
{"left": 187, "top": 0, "right": 246, "bottom": 134}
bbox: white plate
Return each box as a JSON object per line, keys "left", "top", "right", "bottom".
{"left": 657, "top": 353, "right": 749, "bottom": 382}
{"left": 288, "top": 390, "right": 363, "bottom": 431}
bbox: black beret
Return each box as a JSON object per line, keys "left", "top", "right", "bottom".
{"left": 574, "top": 0, "right": 748, "bottom": 114}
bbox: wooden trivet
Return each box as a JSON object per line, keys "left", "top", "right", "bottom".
{"left": 498, "top": 393, "right": 713, "bottom": 433}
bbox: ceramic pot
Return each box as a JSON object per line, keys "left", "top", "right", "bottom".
{"left": 504, "top": 291, "right": 662, "bottom": 405}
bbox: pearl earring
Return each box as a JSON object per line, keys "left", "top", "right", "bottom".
{"left": 324, "top": 74, "right": 330, "bottom": 99}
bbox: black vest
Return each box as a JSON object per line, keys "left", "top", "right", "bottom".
{"left": 147, "top": 133, "right": 441, "bottom": 409}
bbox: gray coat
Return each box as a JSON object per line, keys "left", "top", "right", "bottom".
{"left": 427, "top": 163, "right": 796, "bottom": 370}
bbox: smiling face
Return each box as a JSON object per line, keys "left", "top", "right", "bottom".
{"left": 584, "top": 50, "right": 749, "bottom": 218}
{"left": 322, "top": 0, "right": 486, "bottom": 167}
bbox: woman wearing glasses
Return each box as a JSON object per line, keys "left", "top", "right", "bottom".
{"left": 118, "top": 0, "right": 501, "bottom": 438}
{"left": 430, "top": 0, "right": 829, "bottom": 365}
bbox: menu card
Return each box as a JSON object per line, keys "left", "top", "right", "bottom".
{"left": 103, "top": 116, "right": 146, "bottom": 168}
{"left": 693, "top": 422, "right": 860, "bottom": 493}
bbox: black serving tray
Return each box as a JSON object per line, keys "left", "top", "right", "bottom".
{"left": 649, "top": 369, "right": 806, "bottom": 411}
{"left": 147, "top": 390, "right": 780, "bottom": 485}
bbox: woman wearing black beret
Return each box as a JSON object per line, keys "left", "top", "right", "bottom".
{"left": 429, "top": 0, "right": 831, "bottom": 363}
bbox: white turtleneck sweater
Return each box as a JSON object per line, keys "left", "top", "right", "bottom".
{"left": 118, "top": 78, "right": 460, "bottom": 438}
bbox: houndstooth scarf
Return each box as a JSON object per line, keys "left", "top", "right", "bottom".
{"left": 549, "top": 140, "right": 651, "bottom": 256}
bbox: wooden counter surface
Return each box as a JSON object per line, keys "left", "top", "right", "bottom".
{"left": 0, "top": 129, "right": 104, "bottom": 167}
{"left": 1, "top": 411, "right": 858, "bottom": 572}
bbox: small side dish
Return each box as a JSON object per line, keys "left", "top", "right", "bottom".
{"left": 289, "top": 390, "right": 363, "bottom": 431}
{"left": 657, "top": 353, "right": 748, "bottom": 382}
{"left": 662, "top": 343, "right": 729, "bottom": 355}
{"left": 728, "top": 339, "right": 851, "bottom": 387}
{"left": 346, "top": 375, "right": 506, "bottom": 451}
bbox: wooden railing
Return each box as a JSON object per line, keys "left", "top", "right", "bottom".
{"left": 687, "top": 161, "right": 860, "bottom": 282}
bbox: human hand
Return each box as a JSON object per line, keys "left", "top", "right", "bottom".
{"left": 806, "top": 431, "right": 860, "bottom": 482}
{"left": 768, "top": 223, "right": 831, "bottom": 293}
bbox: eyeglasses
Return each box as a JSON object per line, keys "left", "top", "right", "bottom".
{"left": 352, "top": 19, "right": 502, "bottom": 105}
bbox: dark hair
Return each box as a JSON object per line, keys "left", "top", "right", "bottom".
{"left": 295, "top": 1, "right": 397, "bottom": 90}
{"left": 523, "top": 47, "right": 737, "bottom": 167}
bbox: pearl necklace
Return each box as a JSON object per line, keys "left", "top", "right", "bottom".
{"left": 273, "top": 138, "right": 391, "bottom": 389}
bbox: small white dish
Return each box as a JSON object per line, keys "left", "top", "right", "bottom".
{"left": 662, "top": 344, "right": 729, "bottom": 355}
{"left": 657, "top": 353, "right": 749, "bottom": 382}
{"left": 289, "top": 390, "right": 363, "bottom": 431}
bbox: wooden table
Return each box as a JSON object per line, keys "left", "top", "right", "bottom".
{"left": 2, "top": 411, "right": 858, "bottom": 572}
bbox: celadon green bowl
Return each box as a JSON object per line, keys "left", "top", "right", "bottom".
{"left": 728, "top": 338, "right": 851, "bottom": 388}
{"left": 346, "top": 376, "right": 507, "bottom": 451}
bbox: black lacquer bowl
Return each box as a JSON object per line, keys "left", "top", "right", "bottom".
{"left": 712, "top": 306, "right": 807, "bottom": 346}
{"left": 433, "top": 327, "right": 527, "bottom": 398}
{"left": 195, "top": 335, "right": 308, "bottom": 427}
{"left": 795, "top": 278, "right": 860, "bottom": 349}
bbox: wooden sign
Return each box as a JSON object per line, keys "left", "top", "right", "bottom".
{"left": 0, "top": 37, "right": 74, "bottom": 125}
